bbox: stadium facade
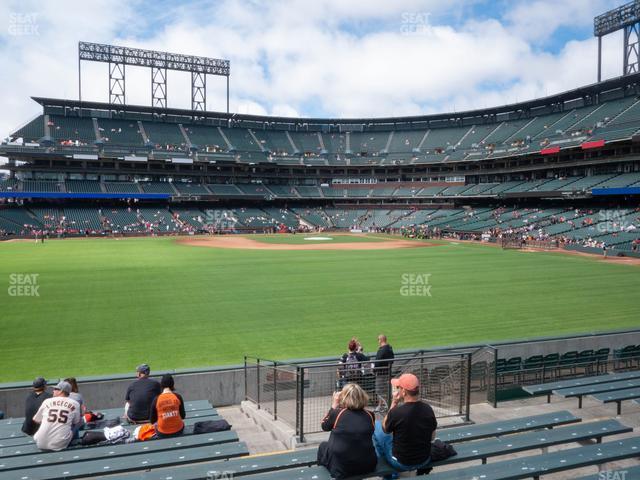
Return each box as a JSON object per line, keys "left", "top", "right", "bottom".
{"left": 0, "top": 73, "right": 639, "bottom": 251}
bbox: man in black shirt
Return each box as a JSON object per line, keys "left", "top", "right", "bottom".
{"left": 374, "top": 334, "right": 394, "bottom": 412}
{"left": 373, "top": 373, "right": 437, "bottom": 476}
{"left": 124, "top": 364, "right": 161, "bottom": 423}
{"left": 22, "top": 377, "right": 52, "bottom": 436}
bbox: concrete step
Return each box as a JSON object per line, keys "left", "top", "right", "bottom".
{"left": 250, "top": 438, "right": 288, "bottom": 454}
{"left": 219, "top": 405, "right": 288, "bottom": 454}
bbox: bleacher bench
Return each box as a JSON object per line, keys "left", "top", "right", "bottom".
{"left": 553, "top": 377, "right": 640, "bottom": 408}
{"left": 574, "top": 464, "right": 640, "bottom": 479}
{"left": 89, "top": 411, "right": 584, "bottom": 480}
{"left": 227, "top": 420, "right": 632, "bottom": 480}
{"left": 89, "top": 448, "right": 319, "bottom": 480}
{"left": 523, "top": 370, "right": 640, "bottom": 402}
{"left": 416, "top": 436, "right": 640, "bottom": 480}
{"left": 0, "top": 430, "right": 238, "bottom": 471}
{"left": 591, "top": 387, "right": 640, "bottom": 414}
{"left": 6, "top": 442, "right": 249, "bottom": 480}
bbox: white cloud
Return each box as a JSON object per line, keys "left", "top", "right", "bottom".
{"left": 504, "top": 0, "right": 614, "bottom": 43}
{"left": 0, "top": 0, "right": 630, "bottom": 146}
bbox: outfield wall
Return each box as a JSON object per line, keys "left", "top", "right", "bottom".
{"left": 0, "top": 366, "right": 245, "bottom": 418}
{"left": 1, "top": 328, "right": 640, "bottom": 417}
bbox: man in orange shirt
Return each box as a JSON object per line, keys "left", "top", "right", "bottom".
{"left": 149, "top": 374, "right": 186, "bottom": 438}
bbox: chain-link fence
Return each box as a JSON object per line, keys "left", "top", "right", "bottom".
{"left": 246, "top": 352, "right": 475, "bottom": 442}
{"left": 243, "top": 357, "right": 298, "bottom": 427}
{"left": 245, "top": 335, "right": 640, "bottom": 440}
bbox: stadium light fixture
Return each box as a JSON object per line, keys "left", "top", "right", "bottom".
{"left": 78, "top": 41, "right": 230, "bottom": 112}
{"left": 594, "top": 1, "right": 640, "bottom": 81}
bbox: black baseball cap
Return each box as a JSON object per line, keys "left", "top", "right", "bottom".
{"left": 136, "top": 364, "right": 151, "bottom": 375}
{"left": 32, "top": 377, "right": 47, "bottom": 389}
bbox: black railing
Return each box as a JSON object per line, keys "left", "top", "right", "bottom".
{"left": 246, "top": 351, "right": 475, "bottom": 443}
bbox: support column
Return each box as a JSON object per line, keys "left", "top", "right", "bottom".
{"left": 109, "top": 62, "right": 125, "bottom": 105}
{"left": 151, "top": 67, "right": 167, "bottom": 108}
{"left": 192, "top": 72, "right": 206, "bottom": 111}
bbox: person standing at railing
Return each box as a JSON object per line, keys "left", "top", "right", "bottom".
{"left": 337, "top": 339, "right": 368, "bottom": 389}
{"left": 374, "top": 334, "right": 394, "bottom": 413}
{"left": 317, "top": 383, "right": 377, "bottom": 479}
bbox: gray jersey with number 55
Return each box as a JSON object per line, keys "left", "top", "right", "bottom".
{"left": 33, "top": 396, "right": 82, "bottom": 451}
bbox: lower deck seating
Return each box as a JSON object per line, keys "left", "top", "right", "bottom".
{"left": 6, "top": 442, "right": 248, "bottom": 479}
{"left": 81, "top": 412, "right": 639, "bottom": 480}
{"left": 0, "top": 400, "right": 248, "bottom": 480}
{"left": 0, "top": 206, "right": 638, "bottom": 251}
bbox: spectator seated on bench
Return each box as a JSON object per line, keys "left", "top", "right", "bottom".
{"left": 125, "top": 364, "right": 161, "bottom": 424}
{"left": 373, "top": 373, "right": 437, "bottom": 478}
{"left": 317, "top": 383, "right": 377, "bottom": 479}
{"left": 21, "top": 377, "right": 51, "bottom": 436}
{"left": 149, "top": 374, "right": 186, "bottom": 438}
{"left": 32, "top": 381, "right": 82, "bottom": 451}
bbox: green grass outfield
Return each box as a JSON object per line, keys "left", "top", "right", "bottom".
{"left": 0, "top": 235, "right": 638, "bottom": 382}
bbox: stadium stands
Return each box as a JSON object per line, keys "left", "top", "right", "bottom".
{"left": 97, "top": 119, "right": 145, "bottom": 146}
{"left": 11, "top": 116, "right": 45, "bottom": 143}
{"left": 1, "top": 173, "right": 639, "bottom": 202}
{"left": 103, "top": 182, "right": 142, "bottom": 194}
{"left": 207, "top": 184, "right": 244, "bottom": 196}
{"left": 182, "top": 125, "right": 228, "bottom": 151}
{"left": 66, "top": 180, "right": 103, "bottom": 193}
{"left": 143, "top": 122, "right": 188, "bottom": 150}
{"left": 62, "top": 207, "right": 103, "bottom": 232}
{"left": 22, "top": 180, "right": 61, "bottom": 193}
{"left": 173, "top": 182, "right": 211, "bottom": 196}
{"left": 48, "top": 115, "right": 96, "bottom": 145}
{"left": 1, "top": 203, "right": 637, "bottom": 251}
{"left": 140, "top": 182, "right": 177, "bottom": 194}
{"left": 66, "top": 409, "right": 639, "bottom": 480}
{"left": 263, "top": 184, "right": 298, "bottom": 198}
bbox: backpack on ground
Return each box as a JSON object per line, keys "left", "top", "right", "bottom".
{"left": 193, "top": 419, "right": 232, "bottom": 434}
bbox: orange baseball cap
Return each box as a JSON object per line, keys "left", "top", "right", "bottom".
{"left": 390, "top": 373, "right": 420, "bottom": 391}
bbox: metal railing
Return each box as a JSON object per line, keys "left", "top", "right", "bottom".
{"left": 246, "top": 351, "right": 475, "bottom": 442}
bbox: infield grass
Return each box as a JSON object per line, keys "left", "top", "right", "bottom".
{"left": 0, "top": 235, "right": 638, "bottom": 382}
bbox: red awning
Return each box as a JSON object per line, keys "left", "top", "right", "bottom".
{"left": 540, "top": 146, "right": 560, "bottom": 155}
{"left": 581, "top": 139, "right": 605, "bottom": 149}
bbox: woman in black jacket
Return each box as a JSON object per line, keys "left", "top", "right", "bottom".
{"left": 317, "top": 383, "right": 377, "bottom": 479}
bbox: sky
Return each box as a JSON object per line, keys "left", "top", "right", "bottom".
{"left": 0, "top": 0, "right": 628, "bottom": 141}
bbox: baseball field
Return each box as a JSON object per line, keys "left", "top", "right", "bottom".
{"left": 1, "top": 233, "right": 638, "bottom": 382}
